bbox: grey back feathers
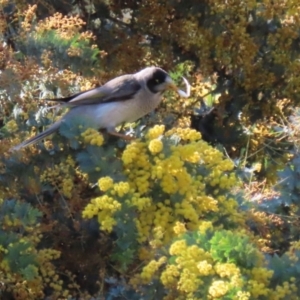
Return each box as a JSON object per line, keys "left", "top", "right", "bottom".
{"left": 46, "top": 67, "right": 168, "bottom": 106}
{"left": 49, "top": 75, "right": 142, "bottom": 106}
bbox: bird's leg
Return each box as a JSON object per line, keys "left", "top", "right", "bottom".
{"left": 106, "top": 128, "right": 135, "bottom": 140}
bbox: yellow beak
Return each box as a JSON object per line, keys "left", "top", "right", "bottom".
{"left": 165, "top": 76, "right": 179, "bottom": 92}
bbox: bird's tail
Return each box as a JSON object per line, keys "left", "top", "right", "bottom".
{"left": 10, "top": 120, "right": 62, "bottom": 151}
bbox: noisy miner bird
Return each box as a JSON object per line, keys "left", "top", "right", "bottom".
{"left": 11, "top": 66, "right": 190, "bottom": 151}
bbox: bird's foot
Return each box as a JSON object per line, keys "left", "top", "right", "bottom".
{"left": 107, "top": 129, "right": 135, "bottom": 140}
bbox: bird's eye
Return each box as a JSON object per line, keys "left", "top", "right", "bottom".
{"left": 155, "top": 79, "right": 160, "bottom": 84}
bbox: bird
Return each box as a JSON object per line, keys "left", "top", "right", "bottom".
{"left": 11, "top": 66, "right": 190, "bottom": 151}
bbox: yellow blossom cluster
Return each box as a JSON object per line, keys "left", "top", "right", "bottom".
{"left": 173, "top": 221, "right": 186, "bottom": 235}
{"left": 197, "top": 260, "right": 213, "bottom": 276}
{"left": 140, "top": 256, "right": 167, "bottom": 282}
{"left": 112, "top": 181, "right": 131, "bottom": 197}
{"left": 36, "top": 248, "right": 72, "bottom": 297}
{"left": 249, "top": 267, "right": 273, "bottom": 285}
{"left": 84, "top": 176, "right": 155, "bottom": 232}
{"left": 286, "top": 240, "right": 300, "bottom": 262}
{"left": 148, "top": 139, "right": 163, "bottom": 154}
{"left": 235, "top": 291, "right": 251, "bottom": 300}
{"left": 0, "top": 240, "right": 62, "bottom": 299}
{"left": 146, "top": 124, "right": 165, "bottom": 140}
{"left": 139, "top": 223, "right": 287, "bottom": 300}
{"left": 269, "top": 279, "right": 298, "bottom": 300}
{"left": 20, "top": 4, "right": 37, "bottom": 33}
{"left": 84, "top": 176, "right": 156, "bottom": 233}
{"left": 121, "top": 127, "right": 239, "bottom": 243}
{"left": 84, "top": 126, "right": 241, "bottom": 247}
{"left": 3, "top": 215, "right": 22, "bottom": 227}
{"left": 5, "top": 120, "right": 18, "bottom": 132}
{"left": 40, "top": 50, "right": 53, "bottom": 69}
{"left": 122, "top": 141, "right": 152, "bottom": 194}
{"left": 40, "top": 156, "right": 76, "bottom": 198}
{"left": 0, "top": 257, "right": 9, "bottom": 272}
{"left": 160, "top": 240, "right": 214, "bottom": 295}
{"left": 160, "top": 264, "right": 180, "bottom": 287}
{"left": 129, "top": 195, "right": 151, "bottom": 212}
{"left": 61, "top": 178, "right": 73, "bottom": 198}
{"left": 35, "top": 13, "right": 86, "bottom": 38}
{"left": 198, "top": 221, "right": 214, "bottom": 234}
{"left": 98, "top": 176, "right": 114, "bottom": 191}
{"left": 82, "top": 195, "right": 121, "bottom": 231}
{"left": 214, "top": 262, "right": 240, "bottom": 278}
{"left": 81, "top": 126, "right": 259, "bottom": 298}
{"left": 247, "top": 279, "right": 270, "bottom": 298}
{"left": 209, "top": 280, "right": 229, "bottom": 298}
{"left": 81, "top": 128, "right": 104, "bottom": 146}
{"left": 245, "top": 267, "right": 274, "bottom": 298}
{"left": 165, "top": 127, "right": 201, "bottom": 142}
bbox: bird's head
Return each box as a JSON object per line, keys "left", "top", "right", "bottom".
{"left": 136, "top": 66, "right": 179, "bottom": 94}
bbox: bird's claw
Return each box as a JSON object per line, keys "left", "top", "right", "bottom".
{"left": 107, "top": 129, "right": 135, "bottom": 141}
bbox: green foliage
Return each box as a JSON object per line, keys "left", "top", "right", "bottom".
{"left": 6, "top": 240, "right": 37, "bottom": 274}
{"left": 59, "top": 116, "right": 99, "bottom": 149}
{"left": 276, "top": 153, "right": 300, "bottom": 209}
{"left": 258, "top": 148, "right": 300, "bottom": 252}
{"left": 209, "top": 230, "right": 260, "bottom": 268}
{"left": 0, "top": 198, "right": 42, "bottom": 226}
{"left": 0, "top": 200, "right": 40, "bottom": 280}
{"left": 17, "top": 29, "right": 101, "bottom": 76}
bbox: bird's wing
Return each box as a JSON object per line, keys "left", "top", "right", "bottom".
{"left": 45, "top": 74, "right": 142, "bottom": 106}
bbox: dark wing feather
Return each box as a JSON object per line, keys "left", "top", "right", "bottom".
{"left": 48, "top": 90, "right": 88, "bottom": 103}
{"left": 44, "top": 74, "right": 141, "bottom": 106}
